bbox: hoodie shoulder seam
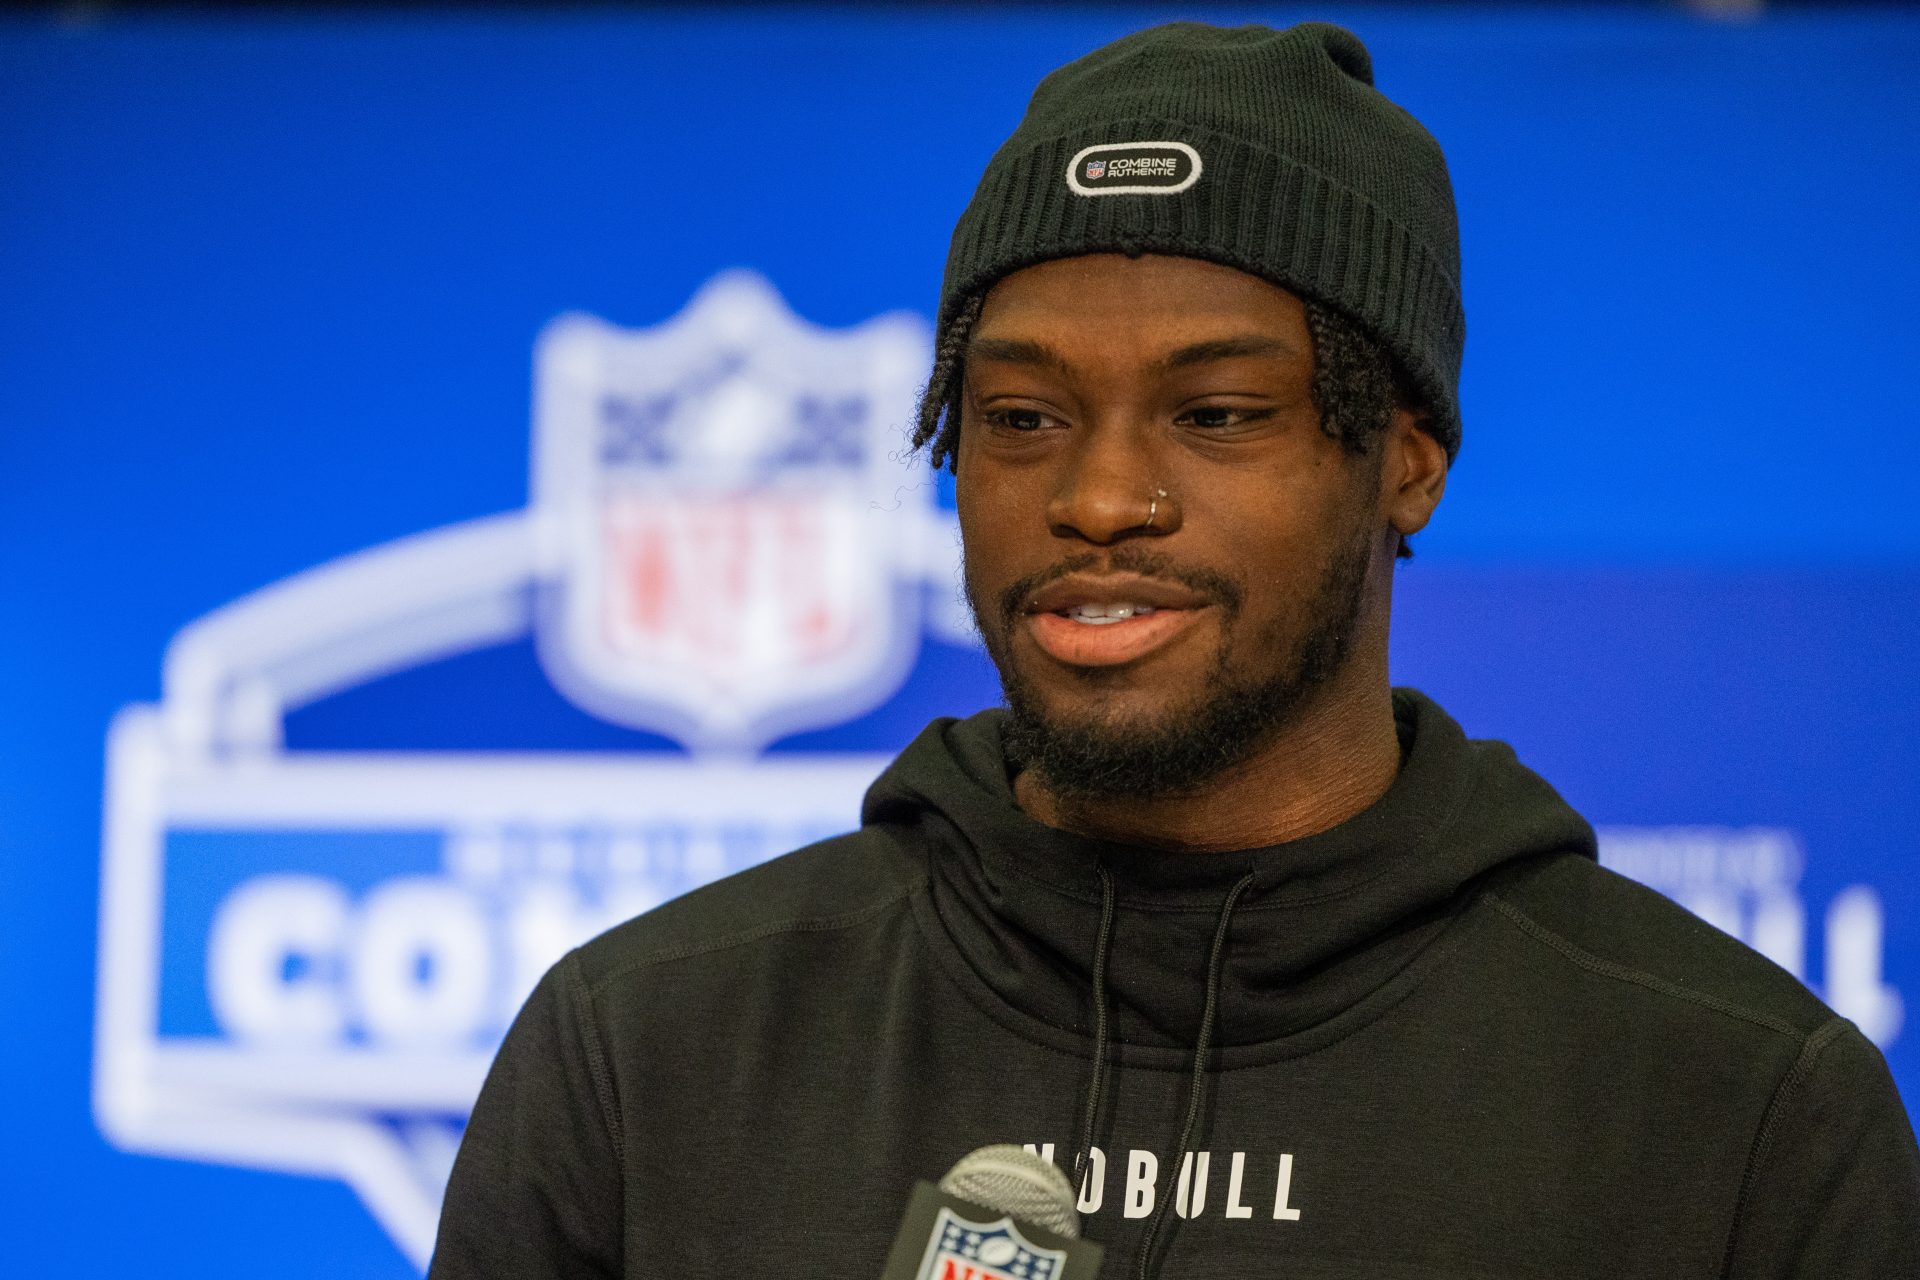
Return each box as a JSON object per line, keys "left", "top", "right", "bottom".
{"left": 560, "top": 948, "right": 627, "bottom": 1164}
{"left": 1483, "top": 891, "right": 1801, "bottom": 1039}
{"left": 1718, "top": 1016, "right": 1851, "bottom": 1276}
{"left": 586, "top": 886, "right": 915, "bottom": 995}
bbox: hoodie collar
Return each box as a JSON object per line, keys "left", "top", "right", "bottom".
{"left": 863, "top": 689, "right": 1596, "bottom": 1050}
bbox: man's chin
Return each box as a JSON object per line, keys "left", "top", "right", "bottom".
{"left": 1011, "top": 703, "right": 1187, "bottom": 758}
{"left": 1010, "top": 673, "right": 1198, "bottom": 730}
{"left": 1001, "top": 687, "right": 1254, "bottom": 803}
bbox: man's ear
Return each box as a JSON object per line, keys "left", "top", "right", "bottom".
{"left": 1381, "top": 407, "right": 1448, "bottom": 543}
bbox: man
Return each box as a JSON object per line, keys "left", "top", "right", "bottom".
{"left": 430, "top": 21, "right": 1920, "bottom": 1277}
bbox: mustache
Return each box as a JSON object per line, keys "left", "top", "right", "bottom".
{"left": 995, "top": 546, "right": 1244, "bottom": 632}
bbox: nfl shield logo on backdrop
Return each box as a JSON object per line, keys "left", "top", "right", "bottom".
{"left": 531, "top": 271, "right": 932, "bottom": 752}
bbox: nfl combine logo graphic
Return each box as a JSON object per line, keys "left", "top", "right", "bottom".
{"left": 1083, "top": 159, "right": 1106, "bottom": 180}
{"left": 93, "top": 271, "right": 957, "bottom": 1269}
{"left": 918, "top": 1208, "right": 1066, "bottom": 1280}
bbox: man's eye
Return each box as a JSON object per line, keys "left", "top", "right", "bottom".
{"left": 1178, "top": 405, "right": 1272, "bottom": 430}
{"left": 985, "top": 408, "right": 1053, "bottom": 432}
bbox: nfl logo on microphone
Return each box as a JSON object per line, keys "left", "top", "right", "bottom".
{"left": 918, "top": 1208, "right": 1067, "bottom": 1280}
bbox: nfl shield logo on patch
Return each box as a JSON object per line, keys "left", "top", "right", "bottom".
{"left": 917, "top": 1207, "right": 1068, "bottom": 1280}
{"left": 1084, "top": 159, "right": 1106, "bottom": 180}
{"left": 530, "top": 270, "right": 931, "bottom": 752}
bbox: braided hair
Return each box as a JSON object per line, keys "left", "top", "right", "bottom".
{"left": 912, "top": 294, "right": 986, "bottom": 475}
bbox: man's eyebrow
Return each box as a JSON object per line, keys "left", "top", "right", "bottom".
{"left": 965, "top": 336, "right": 1072, "bottom": 374}
{"left": 1156, "top": 334, "right": 1301, "bottom": 370}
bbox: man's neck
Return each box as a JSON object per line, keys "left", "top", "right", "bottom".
{"left": 1011, "top": 675, "right": 1403, "bottom": 853}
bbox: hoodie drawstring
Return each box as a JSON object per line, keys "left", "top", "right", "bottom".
{"left": 1069, "top": 864, "right": 1118, "bottom": 1199}
{"left": 1133, "top": 869, "right": 1258, "bottom": 1280}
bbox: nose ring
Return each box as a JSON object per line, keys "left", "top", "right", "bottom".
{"left": 1145, "top": 487, "right": 1168, "bottom": 529}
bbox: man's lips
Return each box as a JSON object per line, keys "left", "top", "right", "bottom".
{"left": 1026, "top": 607, "right": 1207, "bottom": 667}
{"left": 1024, "top": 572, "right": 1209, "bottom": 616}
{"left": 1019, "top": 573, "right": 1213, "bottom": 668}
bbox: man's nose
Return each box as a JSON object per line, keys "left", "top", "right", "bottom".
{"left": 1043, "top": 425, "right": 1177, "bottom": 544}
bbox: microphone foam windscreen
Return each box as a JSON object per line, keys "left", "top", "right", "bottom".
{"left": 937, "top": 1145, "right": 1081, "bottom": 1240}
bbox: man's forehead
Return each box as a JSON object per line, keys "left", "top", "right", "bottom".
{"left": 968, "top": 254, "right": 1311, "bottom": 371}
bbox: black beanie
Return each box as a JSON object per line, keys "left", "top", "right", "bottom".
{"left": 938, "top": 21, "right": 1465, "bottom": 460}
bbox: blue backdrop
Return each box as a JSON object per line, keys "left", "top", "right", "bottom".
{"left": 3, "top": 5, "right": 1917, "bottom": 1274}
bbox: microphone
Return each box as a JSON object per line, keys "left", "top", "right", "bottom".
{"left": 879, "top": 1145, "right": 1105, "bottom": 1280}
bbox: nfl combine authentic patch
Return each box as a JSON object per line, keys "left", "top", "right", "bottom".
{"left": 1066, "top": 141, "right": 1202, "bottom": 196}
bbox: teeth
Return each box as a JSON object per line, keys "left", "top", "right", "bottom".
{"left": 1065, "top": 603, "right": 1157, "bottom": 624}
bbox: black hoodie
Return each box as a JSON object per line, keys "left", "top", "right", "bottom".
{"left": 431, "top": 690, "right": 1920, "bottom": 1278}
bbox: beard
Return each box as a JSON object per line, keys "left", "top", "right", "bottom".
{"left": 967, "top": 524, "right": 1375, "bottom": 804}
